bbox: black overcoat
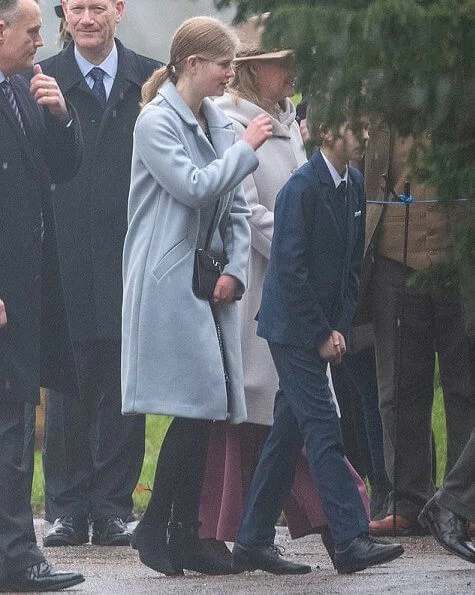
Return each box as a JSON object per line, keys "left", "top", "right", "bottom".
{"left": 40, "top": 40, "right": 160, "bottom": 393}
{"left": 0, "top": 75, "right": 82, "bottom": 404}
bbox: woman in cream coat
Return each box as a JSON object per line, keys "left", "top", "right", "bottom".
{"left": 199, "top": 49, "right": 369, "bottom": 563}
{"left": 121, "top": 19, "right": 272, "bottom": 576}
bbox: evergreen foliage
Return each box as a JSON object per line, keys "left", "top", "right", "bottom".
{"left": 215, "top": 0, "right": 474, "bottom": 322}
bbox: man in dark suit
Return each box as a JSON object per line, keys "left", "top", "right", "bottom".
{"left": 0, "top": 0, "right": 84, "bottom": 590}
{"left": 232, "top": 106, "right": 404, "bottom": 575}
{"left": 40, "top": 0, "right": 160, "bottom": 547}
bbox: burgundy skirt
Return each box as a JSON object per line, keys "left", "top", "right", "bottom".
{"left": 199, "top": 421, "right": 370, "bottom": 541}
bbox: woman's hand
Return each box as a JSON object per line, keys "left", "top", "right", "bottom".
{"left": 0, "top": 299, "right": 7, "bottom": 328}
{"left": 212, "top": 274, "right": 239, "bottom": 304}
{"left": 242, "top": 113, "right": 273, "bottom": 151}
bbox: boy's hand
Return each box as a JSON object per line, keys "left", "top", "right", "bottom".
{"left": 318, "top": 330, "right": 346, "bottom": 364}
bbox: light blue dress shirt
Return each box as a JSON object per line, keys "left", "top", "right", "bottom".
{"left": 74, "top": 43, "right": 118, "bottom": 99}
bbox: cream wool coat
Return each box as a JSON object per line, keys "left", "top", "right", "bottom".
{"left": 122, "top": 82, "right": 258, "bottom": 422}
{"left": 215, "top": 94, "right": 307, "bottom": 425}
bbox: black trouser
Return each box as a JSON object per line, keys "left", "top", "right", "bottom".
{"left": 437, "top": 426, "right": 475, "bottom": 522}
{"left": 140, "top": 417, "right": 211, "bottom": 529}
{"left": 371, "top": 256, "right": 475, "bottom": 519}
{"left": 43, "top": 339, "right": 145, "bottom": 522}
{"left": 0, "top": 402, "right": 45, "bottom": 581}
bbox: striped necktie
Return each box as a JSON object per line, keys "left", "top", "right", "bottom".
{"left": 1, "top": 78, "right": 25, "bottom": 133}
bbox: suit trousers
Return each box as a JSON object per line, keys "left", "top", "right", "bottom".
{"left": 371, "top": 256, "right": 475, "bottom": 519}
{"left": 237, "top": 342, "right": 368, "bottom": 549}
{"left": 437, "top": 426, "right": 475, "bottom": 522}
{"left": 43, "top": 339, "right": 145, "bottom": 522}
{"left": 0, "top": 403, "right": 45, "bottom": 581}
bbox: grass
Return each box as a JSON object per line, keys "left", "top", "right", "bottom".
{"left": 31, "top": 382, "right": 448, "bottom": 516}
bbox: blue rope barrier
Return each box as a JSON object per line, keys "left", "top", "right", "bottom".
{"left": 366, "top": 198, "right": 469, "bottom": 204}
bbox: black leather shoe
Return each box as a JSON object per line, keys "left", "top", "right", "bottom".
{"left": 335, "top": 533, "right": 404, "bottom": 574}
{"left": 418, "top": 497, "right": 475, "bottom": 563}
{"left": 91, "top": 516, "right": 131, "bottom": 546}
{"left": 232, "top": 542, "right": 312, "bottom": 575}
{"left": 3, "top": 561, "right": 85, "bottom": 592}
{"left": 43, "top": 516, "right": 89, "bottom": 547}
{"left": 168, "top": 522, "right": 235, "bottom": 575}
{"left": 130, "top": 521, "right": 183, "bottom": 576}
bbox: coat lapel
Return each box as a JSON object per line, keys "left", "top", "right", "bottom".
{"left": 104, "top": 41, "right": 144, "bottom": 114}
{"left": 0, "top": 79, "right": 29, "bottom": 149}
{"left": 312, "top": 150, "right": 347, "bottom": 242}
{"left": 345, "top": 173, "right": 358, "bottom": 249}
{"left": 3, "top": 76, "right": 51, "bottom": 184}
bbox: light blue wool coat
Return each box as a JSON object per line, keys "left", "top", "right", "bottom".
{"left": 121, "top": 81, "right": 257, "bottom": 423}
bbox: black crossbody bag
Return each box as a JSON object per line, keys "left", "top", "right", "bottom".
{"left": 192, "top": 203, "right": 228, "bottom": 300}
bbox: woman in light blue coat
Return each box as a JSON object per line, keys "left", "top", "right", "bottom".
{"left": 121, "top": 17, "right": 272, "bottom": 577}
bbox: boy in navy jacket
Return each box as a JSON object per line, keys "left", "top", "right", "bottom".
{"left": 233, "top": 103, "right": 405, "bottom": 575}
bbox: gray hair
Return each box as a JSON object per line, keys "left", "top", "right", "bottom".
{"left": 0, "top": 0, "right": 20, "bottom": 22}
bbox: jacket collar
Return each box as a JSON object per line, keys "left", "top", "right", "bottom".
{"left": 157, "top": 81, "right": 234, "bottom": 132}
{"left": 310, "top": 149, "right": 357, "bottom": 242}
{"left": 215, "top": 93, "right": 296, "bottom": 139}
{"left": 53, "top": 39, "right": 145, "bottom": 95}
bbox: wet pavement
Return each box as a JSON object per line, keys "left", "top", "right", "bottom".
{"left": 30, "top": 521, "right": 474, "bottom": 594}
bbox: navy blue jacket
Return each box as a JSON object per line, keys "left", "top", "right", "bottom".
{"left": 257, "top": 149, "right": 365, "bottom": 348}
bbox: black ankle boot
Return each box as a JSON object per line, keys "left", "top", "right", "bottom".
{"left": 131, "top": 520, "right": 183, "bottom": 576}
{"left": 168, "top": 522, "right": 235, "bottom": 575}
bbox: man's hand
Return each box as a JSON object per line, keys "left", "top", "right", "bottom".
{"left": 30, "top": 64, "right": 69, "bottom": 121}
{"left": 0, "top": 299, "right": 7, "bottom": 328}
{"left": 212, "top": 274, "right": 238, "bottom": 304}
{"left": 318, "top": 330, "right": 346, "bottom": 364}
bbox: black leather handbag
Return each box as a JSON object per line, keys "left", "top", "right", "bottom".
{"left": 192, "top": 202, "right": 227, "bottom": 300}
{"left": 192, "top": 248, "right": 228, "bottom": 299}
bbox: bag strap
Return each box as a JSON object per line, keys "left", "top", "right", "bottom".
{"left": 203, "top": 200, "right": 221, "bottom": 250}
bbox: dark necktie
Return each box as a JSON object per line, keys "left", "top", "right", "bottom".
{"left": 335, "top": 180, "right": 348, "bottom": 232}
{"left": 1, "top": 78, "right": 25, "bottom": 133}
{"left": 89, "top": 67, "right": 107, "bottom": 106}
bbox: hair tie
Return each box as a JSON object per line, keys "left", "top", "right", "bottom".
{"left": 166, "top": 63, "right": 176, "bottom": 75}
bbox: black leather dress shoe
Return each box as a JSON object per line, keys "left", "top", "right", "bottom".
{"left": 335, "top": 533, "right": 404, "bottom": 574}
{"left": 43, "top": 517, "right": 89, "bottom": 547}
{"left": 418, "top": 497, "right": 475, "bottom": 563}
{"left": 92, "top": 516, "right": 131, "bottom": 546}
{"left": 232, "top": 542, "right": 312, "bottom": 575}
{"left": 2, "top": 561, "right": 85, "bottom": 592}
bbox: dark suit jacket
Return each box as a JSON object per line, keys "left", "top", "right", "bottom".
{"left": 257, "top": 149, "right": 365, "bottom": 348}
{"left": 0, "top": 74, "right": 82, "bottom": 403}
{"left": 39, "top": 40, "right": 160, "bottom": 393}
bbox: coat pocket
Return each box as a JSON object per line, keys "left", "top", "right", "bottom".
{"left": 152, "top": 237, "right": 191, "bottom": 283}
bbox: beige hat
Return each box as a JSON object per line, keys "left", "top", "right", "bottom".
{"left": 234, "top": 49, "right": 294, "bottom": 63}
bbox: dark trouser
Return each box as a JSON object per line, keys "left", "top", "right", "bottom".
{"left": 237, "top": 343, "right": 368, "bottom": 549}
{"left": 342, "top": 348, "right": 390, "bottom": 496}
{"left": 371, "top": 256, "right": 475, "bottom": 519}
{"left": 23, "top": 403, "right": 36, "bottom": 504}
{"left": 437, "top": 426, "right": 475, "bottom": 522}
{"left": 0, "top": 403, "right": 45, "bottom": 581}
{"left": 140, "top": 417, "right": 211, "bottom": 528}
{"left": 43, "top": 340, "right": 145, "bottom": 522}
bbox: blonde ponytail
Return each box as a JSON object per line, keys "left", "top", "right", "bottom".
{"left": 141, "top": 16, "right": 238, "bottom": 108}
